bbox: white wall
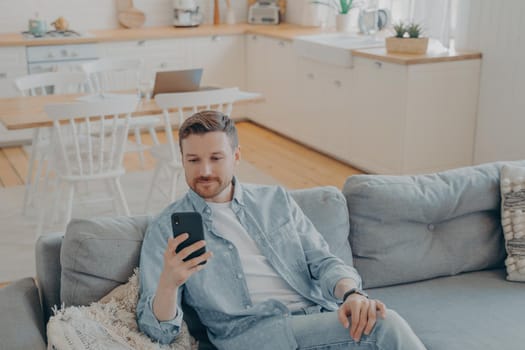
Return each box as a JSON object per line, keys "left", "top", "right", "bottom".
{"left": 456, "top": 0, "right": 525, "bottom": 163}
{"left": 0, "top": 0, "right": 247, "bottom": 32}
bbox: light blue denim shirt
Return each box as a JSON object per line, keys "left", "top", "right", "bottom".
{"left": 137, "top": 178, "right": 361, "bottom": 350}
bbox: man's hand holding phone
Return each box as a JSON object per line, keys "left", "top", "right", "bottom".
{"left": 153, "top": 212, "right": 211, "bottom": 322}
{"left": 161, "top": 234, "right": 213, "bottom": 287}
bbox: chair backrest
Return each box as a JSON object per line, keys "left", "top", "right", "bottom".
{"left": 14, "top": 71, "right": 87, "bottom": 96}
{"left": 81, "top": 58, "right": 142, "bottom": 94}
{"left": 44, "top": 96, "right": 138, "bottom": 178}
{"left": 154, "top": 87, "right": 239, "bottom": 161}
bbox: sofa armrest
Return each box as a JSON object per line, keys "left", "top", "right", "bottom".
{"left": 0, "top": 277, "right": 46, "bottom": 349}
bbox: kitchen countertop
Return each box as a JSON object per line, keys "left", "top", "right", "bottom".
{"left": 0, "top": 23, "right": 481, "bottom": 65}
{"left": 352, "top": 47, "right": 482, "bottom": 65}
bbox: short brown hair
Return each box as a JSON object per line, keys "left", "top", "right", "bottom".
{"left": 178, "top": 110, "right": 238, "bottom": 151}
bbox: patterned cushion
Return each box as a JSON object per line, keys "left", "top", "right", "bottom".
{"left": 500, "top": 165, "right": 525, "bottom": 282}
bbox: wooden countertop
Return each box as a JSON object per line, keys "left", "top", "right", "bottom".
{"left": 0, "top": 23, "right": 323, "bottom": 47}
{"left": 352, "top": 47, "right": 482, "bottom": 65}
{"left": 0, "top": 23, "right": 481, "bottom": 65}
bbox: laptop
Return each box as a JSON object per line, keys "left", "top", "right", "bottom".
{"left": 151, "top": 68, "right": 204, "bottom": 97}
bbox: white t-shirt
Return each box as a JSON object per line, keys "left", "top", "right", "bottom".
{"left": 207, "top": 201, "right": 312, "bottom": 310}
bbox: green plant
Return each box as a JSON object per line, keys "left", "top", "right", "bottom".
{"left": 407, "top": 23, "right": 423, "bottom": 38}
{"left": 311, "top": 0, "right": 354, "bottom": 15}
{"left": 392, "top": 22, "right": 424, "bottom": 39}
{"left": 393, "top": 22, "right": 406, "bottom": 38}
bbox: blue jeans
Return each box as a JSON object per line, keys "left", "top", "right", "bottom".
{"left": 289, "top": 306, "right": 426, "bottom": 350}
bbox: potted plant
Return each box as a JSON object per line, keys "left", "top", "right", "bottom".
{"left": 385, "top": 22, "right": 429, "bottom": 54}
{"left": 312, "top": 0, "right": 358, "bottom": 32}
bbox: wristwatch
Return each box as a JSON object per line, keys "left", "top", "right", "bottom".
{"left": 342, "top": 288, "right": 369, "bottom": 302}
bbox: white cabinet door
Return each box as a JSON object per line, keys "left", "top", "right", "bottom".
{"left": 295, "top": 57, "right": 354, "bottom": 159}
{"left": 188, "top": 35, "right": 244, "bottom": 88}
{"left": 350, "top": 57, "right": 407, "bottom": 174}
{"left": 245, "top": 34, "right": 269, "bottom": 122}
{"left": 0, "top": 47, "right": 27, "bottom": 97}
{"left": 244, "top": 35, "right": 297, "bottom": 132}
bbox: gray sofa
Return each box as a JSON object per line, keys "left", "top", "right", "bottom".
{"left": 1, "top": 161, "right": 524, "bottom": 350}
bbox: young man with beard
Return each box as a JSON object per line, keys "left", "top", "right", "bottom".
{"left": 137, "top": 111, "right": 426, "bottom": 350}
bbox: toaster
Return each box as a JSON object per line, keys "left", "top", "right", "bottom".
{"left": 248, "top": 0, "right": 280, "bottom": 25}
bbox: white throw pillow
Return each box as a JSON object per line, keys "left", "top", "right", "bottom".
{"left": 47, "top": 269, "right": 196, "bottom": 350}
{"left": 500, "top": 165, "right": 525, "bottom": 282}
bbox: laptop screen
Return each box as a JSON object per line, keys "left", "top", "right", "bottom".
{"left": 151, "top": 68, "right": 203, "bottom": 97}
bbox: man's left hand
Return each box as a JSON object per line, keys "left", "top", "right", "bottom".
{"left": 337, "top": 295, "right": 387, "bottom": 342}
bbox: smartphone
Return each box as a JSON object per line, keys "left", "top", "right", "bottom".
{"left": 171, "top": 212, "right": 206, "bottom": 264}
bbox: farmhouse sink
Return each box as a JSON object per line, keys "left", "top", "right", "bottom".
{"left": 293, "top": 33, "right": 384, "bottom": 68}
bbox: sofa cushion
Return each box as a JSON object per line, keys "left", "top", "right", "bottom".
{"left": 500, "top": 165, "right": 525, "bottom": 282}
{"left": 367, "top": 269, "right": 525, "bottom": 350}
{"left": 60, "top": 216, "right": 150, "bottom": 306}
{"left": 35, "top": 233, "right": 63, "bottom": 323}
{"left": 343, "top": 161, "right": 525, "bottom": 288}
{"left": 0, "top": 278, "right": 46, "bottom": 350}
{"left": 290, "top": 186, "right": 353, "bottom": 265}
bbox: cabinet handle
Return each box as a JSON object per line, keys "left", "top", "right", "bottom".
{"left": 0, "top": 72, "right": 7, "bottom": 79}
{"left": 334, "top": 80, "right": 342, "bottom": 88}
{"left": 137, "top": 40, "right": 146, "bottom": 46}
{"left": 251, "top": 35, "right": 257, "bottom": 41}
{"left": 307, "top": 73, "right": 315, "bottom": 80}
{"left": 374, "top": 61, "right": 383, "bottom": 68}
{"left": 159, "top": 62, "right": 168, "bottom": 68}
{"left": 278, "top": 41, "right": 286, "bottom": 47}
{"left": 212, "top": 35, "right": 221, "bottom": 41}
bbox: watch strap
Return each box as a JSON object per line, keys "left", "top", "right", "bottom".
{"left": 342, "top": 288, "right": 368, "bottom": 302}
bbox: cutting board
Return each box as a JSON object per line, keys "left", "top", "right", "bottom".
{"left": 117, "top": 0, "right": 146, "bottom": 28}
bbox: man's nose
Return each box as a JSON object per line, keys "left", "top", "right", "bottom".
{"left": 199, "top": 162, "right": 212, "bottom": 176}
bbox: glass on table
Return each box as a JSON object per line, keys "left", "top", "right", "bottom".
{"left": 137, "top": 78, "right": 154, "bottom": 100}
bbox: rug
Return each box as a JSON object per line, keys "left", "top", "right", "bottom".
{"left": 0, "top": 161, "right": 279, "bottom": 282}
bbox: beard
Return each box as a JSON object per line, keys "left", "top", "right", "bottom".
{"left": 191, "top": 175, "right": 233, "bottom": 200}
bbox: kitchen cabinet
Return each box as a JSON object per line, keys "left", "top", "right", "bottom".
{"left": 251, "top": 42, "right": 480, "bottom": 174}
{"left": 188, "top": 35, "right": 244, "bottom": 88}
{"left": 100, "top": 34, "right": 245, "bottom": 89}
{"left": 98, "top": 38, "right": 190, "bottom": 80}
{"left": 0, "top": 47, "right": 27, "bottom": 97}
{"left": 346, "top": 58, "right": 408, "bottom": 173}
{"left": 348, "top": 57, "right": 481, "bottom": 174}
{"left": 295, "top": 57, "right": 354, "bottom": 158}
{"left": 245, "top": 35, "right": 297, "bottom": 133}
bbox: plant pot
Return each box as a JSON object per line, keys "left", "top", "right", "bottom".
{"left": 335, "top": 8, "right": 359, "bottom": 33}
{"left": 385, "top": 37, "right": 429, "bottom": 54}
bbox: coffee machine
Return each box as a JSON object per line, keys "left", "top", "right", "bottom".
{"left": 172, "top": 0, "right": 203, "bottom": 27}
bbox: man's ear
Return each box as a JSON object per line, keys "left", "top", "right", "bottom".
{"left": 234, "top": 145, "right": 241, "bottom": 165}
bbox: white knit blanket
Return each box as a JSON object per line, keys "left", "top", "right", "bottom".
{"left": 47, "top": 269, "right": 196, "bottom": 350}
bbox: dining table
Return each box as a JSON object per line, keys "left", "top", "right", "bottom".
{"left": 0, "top": 90, "right": 263, "bottom": 131}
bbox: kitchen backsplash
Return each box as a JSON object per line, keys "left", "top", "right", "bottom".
{"left": 0, "top": 0, "right": 249, "bottom": 32}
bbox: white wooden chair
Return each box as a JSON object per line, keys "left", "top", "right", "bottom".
{"left": 145, "top": 87, "right": 239, "bottom": 212}
{"left": 36, "top": 96, "right": 138, "bottom": 237}
{"left": 14, "top": 71, "right": 88, "bottom": 215}
{"left": 82, "top": 58, "right": 160, "bottom": 168}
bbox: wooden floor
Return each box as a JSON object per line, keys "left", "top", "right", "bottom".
{"left": 0, "top": 121, "right": 363, "bottom": 190}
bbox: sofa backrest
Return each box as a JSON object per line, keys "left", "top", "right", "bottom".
{"left": 35, "top": 186, "right": 351, "bottom": 322}
{"left": 343, "top": 161, "right": 525, "bottom": 289}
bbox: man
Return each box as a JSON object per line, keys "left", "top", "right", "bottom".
{"left": 137, "top": 111, "right": 425, "bottom": 350}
